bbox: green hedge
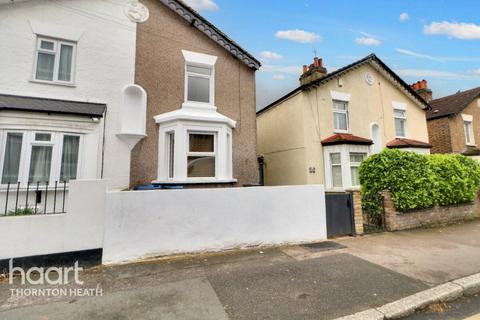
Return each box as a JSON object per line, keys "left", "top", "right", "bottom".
{"left": 359, "top": 149, "right": 480, "bottom": 212}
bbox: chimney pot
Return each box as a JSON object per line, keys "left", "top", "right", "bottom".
{"left": 313, "top": 57, "right": 319, "bottom": 67}
{"left": 303, "top": 65, "right": 308, "bottom": 73}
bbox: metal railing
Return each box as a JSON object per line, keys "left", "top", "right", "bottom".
{"left": 2, "top": 181, "right": 68, "bottom": 216}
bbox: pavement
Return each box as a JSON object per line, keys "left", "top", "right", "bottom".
{"left": 0, "top": 220, "right": 479, "bottom": 320}
{"left": 404, "top": 294, "right": 480, "bottom": 319}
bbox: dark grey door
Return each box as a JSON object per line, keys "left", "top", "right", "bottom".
{"left": 325, "top": 193, "right": 354, "bottom": 238}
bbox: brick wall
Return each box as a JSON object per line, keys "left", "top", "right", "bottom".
{"left": 382, "top": 191, "right": 480, "bottom": 231}
{"left": 427, "top": 117, "right": 453, "bottom": 154}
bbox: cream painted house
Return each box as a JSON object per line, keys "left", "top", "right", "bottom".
{"left": 257, "top": 54, "right": 431, "bottom": 191}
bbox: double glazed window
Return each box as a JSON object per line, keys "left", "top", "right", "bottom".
{"left": 349, "top": 153, "right": 366, "bottom": 186}
{"left": 394, "top": 109, "right": 407, "bottom": 137}
{"left": 330, "top": 153, "right": 342, "bottom": 188}
{"left": 186, "top": 65, "right": 213, "bottom": 104}
{"left": 187, "top": 133, "right": 216, "bottom": 178}
{"left": 333, "top": 100, "right": 349, "bottom": 132}
{"left": 464, "top": 120, "right": 474, "bottom": 145}
{"left": 1, "top": 131, "right": 81, "bottom": 185}
{"left": 34, "top": 37, "right": 76, "bottom": 84}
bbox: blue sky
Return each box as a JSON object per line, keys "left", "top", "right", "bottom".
{"left": 184, "top": 0, "right": 480, "bottom": 109}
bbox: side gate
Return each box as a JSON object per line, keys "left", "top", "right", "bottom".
{"left": 325, "top": 193, "right": 355, "bottom": 238}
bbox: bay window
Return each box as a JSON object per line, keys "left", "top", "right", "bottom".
{"left": 34, "top": 37, "right": 76, "bottom": 84}
{"left": 324, "top": 145, "right": 369, "bottom": 190}
{"left": 0, "top": 131, "right": 82, "bottom": 185}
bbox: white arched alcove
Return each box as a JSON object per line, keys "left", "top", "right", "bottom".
{"left": 370, "top": 123, "right": 382, "bottom": 154}
{"left": 117, "top": 84, "right": 147, "bottom": 150}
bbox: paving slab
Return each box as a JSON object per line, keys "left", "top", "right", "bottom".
{"left": 207, "top": 253, "right": 427, "bottom": 320}
{"left": 339, "top": 220, "right": 480, "bottom": 284}
{"left": 0, "top": 277, "right": 228, "bottom": 320}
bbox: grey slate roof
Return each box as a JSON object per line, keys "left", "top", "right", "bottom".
{"left": 159, "top": 0, "right": 261, "bottom": 70}
{"left": 0, "top": 94, "right": 106, "bottom": 117}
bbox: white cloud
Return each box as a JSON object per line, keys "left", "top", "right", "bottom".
{"left": 275, "top": 29, "right": 321, "bottom": 43}
{"left": 424, "top": 21, "right": 480, "bottom": 40}
{"left": 260, "top": 51, "right": 283, "bottom": 62}
{"left": 183, "top": 0, "right": 219, "bottom": 11}
{"left": 395, "top": 48, "right": 443, "bottom": 62}
{"left": 273, "top": 74, "right": 286, "bottom": 80}
{"left": 260, "top": 64, "right": 302, "bottom": 75}
{"left": 355, "top": 36, "right": 381, "bottom": 46}
{"left": 399, "top": 13, "right": 409, "bottom": 22}
{"left": 469, "top": 68, "right": 480, "bottom": 76}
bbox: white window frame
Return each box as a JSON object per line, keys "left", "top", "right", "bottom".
{"left": 329, "top": 152, "right": 343, "bottom": 188}
{"left": 182, "top": 50, "right": 217, "bottom": 109}
{"left": 0, "top": 130, "right": 83, "bottom": 187}
{"left": 349, "top": 152, "right": 367, "bottom": 187}
{"left": 32, "top": 37, "right": 77, "bottom": 86}
{"left": 156, "top": 120, "right": 234, "bottom": 184}
{"left": 393, "top": 108, "right": 407, "bottom": 138}
{"left": 462, "top": 114, "right": 475, "bottom": 146}
{"left": 332, "top": 100, "right": 349, "bottom": 133}
{"left": 186, "top": 132, "right": 217, "bottom": 179}
{"left": 323, "top": 144, "right": 370, "bottom": 191}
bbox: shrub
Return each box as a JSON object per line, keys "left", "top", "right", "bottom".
{"left": 359, "top": 149, "right": 480, "bottom": 212}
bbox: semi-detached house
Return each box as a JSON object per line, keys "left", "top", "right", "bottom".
{"left": 257, "top": 54, "right": 432, "bottom": 191}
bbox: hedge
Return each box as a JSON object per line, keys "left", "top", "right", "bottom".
{"left": 359, "top": 149, "right": 480, "bottom": 212}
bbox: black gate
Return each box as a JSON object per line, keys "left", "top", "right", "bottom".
{"left": 325, "top": 193, "right": 354, "bottom": 238}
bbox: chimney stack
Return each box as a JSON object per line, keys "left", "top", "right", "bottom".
{"left": 410, "top": 79, "right": 432, "bottom": 102}
{"left": 300, "top": 56, "right": 327, "bottom": 86}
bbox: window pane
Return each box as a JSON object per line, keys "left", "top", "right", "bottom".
{"left": 187, "top": 65, "right": 211, "bottom": 75}
{"left": 350, "top": 153, "right": 366, "bottom": 163}
{"left": 58, "top": 44, "right": 73, "bottom": 82}
{"left": 36, "top": 53, "right": 55, "bottom": 81}
{"left": 332, "top": 166, "right": 342, "bottom": 188}
{"left": 334, "top": 112, "right": 348, "bottom": 131}
{"left": 351, "top": 167, "right": 360, "bottom": 186}
{"left": 395, "top": 118, "right": 406, "bottom": 137}
{"left": 60, "top": 135, "right": 80, "bottom": 182}
{"left": 40, "top": 40, "right": 54, "bottom": 50}
{"left": 35, "top": 133, "right": 51, "bottom": 142}
{"left": 1, "top": 133, "right": 23, "bottom": 184}
{"left": 189, "top": 134, "right": 214, "bottom": 152}
{"left": 29, "top": 146, "right": 52, "bottom": 183}
{"left": 330, "top": 153, "right": 341, "bottom": 164}
{"left": 333, "top": 100, "right": 347, "bottom": 110}
{"left": 168, "top": 132, "right": 175, "bottom": 179}
{"left": 187, "top": 156, "right": 215, "bottom": 177}
{"left": 187, "top": 75, "right": 210, "bottom": 103}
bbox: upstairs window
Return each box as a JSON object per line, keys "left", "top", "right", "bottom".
{"left": 333, "top": 100, "right": 349, "bottom": 132}
{"left": 186, "top": 65, "right": 213, "bottom": 104}
{"left": 394, "top": 109, "right": 407, "bottom": 137}
{"left": 464, "top": 120, "right": 474, "bottom": 145}
{"left": 34, "top": 37, "right": 76, "bottom": 84}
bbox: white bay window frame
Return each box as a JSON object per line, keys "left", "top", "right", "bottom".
{"left": 33, "top": 37, "right": 77, "bottom": 85}
{"left": 0, "top": 130, "right": 84, "bottom": 186}
{"left": 323, "top": 144, "right": 369, "bottom": 191}
{"left": 156, "top": 120, "right": 233, "bottom": 183}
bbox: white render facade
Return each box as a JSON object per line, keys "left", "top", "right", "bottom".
{"left": 0, "top": 0, "right": 143, "bottom": 191}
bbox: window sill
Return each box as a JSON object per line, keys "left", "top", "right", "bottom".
{"left": 467, "top": 143, "right": 477, "bottom": 147}
{"left": 333, "top": 129, "right": 349, "bottom": 134}
{"left": 152, "top": 178, "right": 237, "bottom": 185}
{"left": 182, "top": 101, "right": 217, "bottom": 111}
{"left": 30, "top": 79, "right": 76, "bottom": 88}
